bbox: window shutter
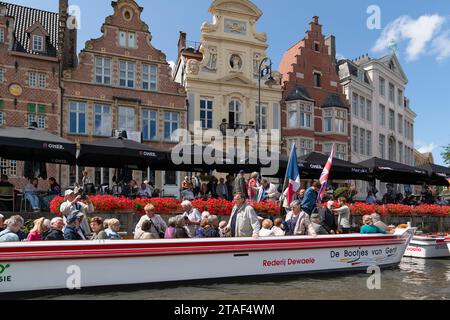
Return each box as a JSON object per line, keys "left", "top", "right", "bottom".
{"left": 38, "top": 104, "right": 46, "bottom": 114}
{"left": 0, "top": 100, "right": 4, "bottom": 109}
{"left": 28, "top": 103, "right": 36, "bottom": 113}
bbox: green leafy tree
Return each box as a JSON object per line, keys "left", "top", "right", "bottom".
{"left": 442, "top": 145, "right": 450, "bottom": 165}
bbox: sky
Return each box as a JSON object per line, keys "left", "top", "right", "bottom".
{"left": 7, "top": 0, "right": 450, "bottom": 165}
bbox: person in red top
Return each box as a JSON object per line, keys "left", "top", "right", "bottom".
{"left": 247, "top": 172, "right": 259, "bottom": 201}
{"left": 27, "top": 217, "right": 46, "bottom": 242}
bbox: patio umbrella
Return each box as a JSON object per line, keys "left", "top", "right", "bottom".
{"left": 0, "top": 126, "right": 77, "bottom": 165}
{"left": 299, "top": 152, "right": 371, "bottom": 181}
{"left": 418, "top": 163, "right": 450, "bottom": 187}
{"left": 77, "top": 137, "right": 168, "bottom": 170}
{"left": 358, "top": 157, "right": 429, "bottom": 185}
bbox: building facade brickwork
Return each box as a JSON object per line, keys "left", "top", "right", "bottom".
{"left": 279, "top": 17, "right": 351, "bottom": 162}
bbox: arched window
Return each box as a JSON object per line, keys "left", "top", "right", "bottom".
{"left": 229, "top": 99, "right": 242, "bottom": 128}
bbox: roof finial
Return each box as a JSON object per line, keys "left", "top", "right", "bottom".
{"left": 388, "top": 39, "right": 397, "bottom": 54}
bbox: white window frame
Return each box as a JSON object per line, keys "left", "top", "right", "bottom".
{"left": 397, "top": 89, "right": 403, "bottom": 106}
{"left": 359, "top": 128, "right": 366, "bottom": 156}
{"left": 118, "top": 106, "right": 135, "bottom": 132}
{"left": 200, "top": 97, "right": 214, "bottom": 129}
{"left": 119, "top": 30, "right": 136, "bottom": 49}
{"left": 0, "top": 158, "right": 17, "bottom": 177}
{"left": 379, "top": 134, "right": 385, "bottom": 159}
{"left": 379, "top": 77, "right": 386, "bottom": 96}
{"left": 366, "top": 130, "right": 372, "bottom": 156}
{"left": 353, "top": 125, "right": 359, "bottom": 154}
{"left": 94, "top": 104, "right": 112, "bottom": 136}
{"left": 256, "top": 103, "right": 268, "bottom": 130}
{"left": 359, "top": 96, "right": 365, "bottom": 120}
{"left": 119, "top": 60, "right": 135, "bottom": 88}
{"left": 164, "top": 112, "right": 180, "bottom": 142}
{"left": 28, "top": 72, "right": 37, "bottom": 87}
{"left": 32, "top": 35, "right": 44, "bottom": 52}
{"left": 229, "top": 99, "right": 242, "bottom": 126}
{"left": 69, "top": 101, "right": 86, "bottom": 135}
{"left": 379, "top": 104, "right": 386, "bottom": 127}
{"left": 389, "top": 83, "right": 395, "bottom": 103}
{"left": 324, "top": 109, "right": 333, "bottom": 133}
{"left": 38, "top": 73, "right": 46, "bottom": 88}
{"left": 366, "top": 100, "right": 372, "bottom": 122}
{"left": 299, "top": 138, "right": 314, "bottom": 156}
{"left": 28, "top": 113, "right": 45, "bottom": 129}
{"left": 324, "top": 143, "right": 347, "bottom": 160}
{"left": 142, "top": 109, "right": 158, "bottom": 141}
{"left": 398, "top": 142, "right": 404, "bottom": 164}
{"left": 142, "top": 64, "right": 158, "bottom": 91}
{"left": 389, "top": 109, "right": 395, "bottom": 131}
{"left": 95, "top": 56, "right": 111, "bottom": 85}
{"left": 352, "top": 93, "right": 358, "bottom": 117}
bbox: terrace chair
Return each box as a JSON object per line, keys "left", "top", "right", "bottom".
{"left": 18, "top": 192, "right": 31, "bottom": 213}
{"left": 0, "top": 186, "right": 15, "bottom": 213}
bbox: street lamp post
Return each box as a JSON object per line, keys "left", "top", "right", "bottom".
{"left": 257, "top": 57, "right": 277, "bottom": 132}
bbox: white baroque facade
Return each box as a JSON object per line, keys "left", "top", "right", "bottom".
{"left": 339, "top": 53, "right": 416, "bottom": 199}
{"left": 174, "top": 0, "right": 282, "bottom": 144}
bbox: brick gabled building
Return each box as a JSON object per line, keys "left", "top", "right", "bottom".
{"left": 61, "top": 0, "right": 187, "bottom": 188}
{"left": 279, "top": 17, "right": 351, "bottom": 161}
{"left": 0, "top": 1, "right": 73, "bottom": 188}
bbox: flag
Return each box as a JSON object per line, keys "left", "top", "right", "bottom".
{"left": 317, "top": 144, "right": 335, "bottom": 204}
{"left": 284, "top": 144, "right": 301, "bottom": 206}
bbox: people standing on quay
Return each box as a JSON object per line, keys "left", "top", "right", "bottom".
{"left": 234, "top": 170, "right": 247, "bottom": 198}
{"left": 226, "top": 192, "right": 260, "bottom": 238}
{"left": 247, "top": 172, "right": 259, "bottom": 201}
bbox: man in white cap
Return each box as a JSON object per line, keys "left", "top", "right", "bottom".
{"left": 60, "top": 189, "right": 94, "bottom": 236}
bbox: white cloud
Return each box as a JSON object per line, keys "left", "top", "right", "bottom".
{"left": 417, "top": 142, "right": 438, "bottom": 154}
{"left": 431, "top": 30, "right": 450, "bottom": 62}
{"left": 373, "top": 14, "right": 445, "bottom": 61}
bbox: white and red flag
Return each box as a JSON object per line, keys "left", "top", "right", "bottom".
{"left": 317, "top": 144, "right": 335, "bottom": 204}
{"left": 284, "top": 144, "right": 301, "bottom": 206}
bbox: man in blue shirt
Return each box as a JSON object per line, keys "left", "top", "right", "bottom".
{"left": 301, "top": 182, "right": 321, "bottom": 215}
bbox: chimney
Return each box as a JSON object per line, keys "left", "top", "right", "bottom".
{"left": 58, "top": 0, "right": 78, "bottom": 69}
{"left": 58, "top": 0, "right": 68, "bottom": 62}
{"left": 325, "top": 35, "right": 336, "bottom": 60}
{"left": 178, "top": 31, "right": 186, "bottom": 55}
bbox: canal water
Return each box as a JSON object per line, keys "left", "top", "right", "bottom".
{"left": 34, "top": 258, "right": 450, "bottom": 300}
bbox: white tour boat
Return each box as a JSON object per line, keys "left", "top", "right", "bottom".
{"left": 0, "top": 228, "right": 415, "bottom": 294}
{"left": 404, "top": 235, "right": 450, "bottom": 259}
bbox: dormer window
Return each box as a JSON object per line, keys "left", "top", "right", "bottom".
{"left": 32, "top": 35, "right": 44, "bottom": 52}
{"left": 119, "top": 30, "right": 136, "bottom": 49}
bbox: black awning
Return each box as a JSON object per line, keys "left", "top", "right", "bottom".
{"left": 358, "top": 157, "right": 429, "bottom": 185}
{"left": 0, "top": 126, "right": 77, "bottom": 165}
{"left": 77, "top": 138, "right": 167, "bottom": 170}
{"left": 418, "top": 163, "right": 450, "bottom": 187}
{"left": 299, "top": 152, "right": 370, "bottom": 180}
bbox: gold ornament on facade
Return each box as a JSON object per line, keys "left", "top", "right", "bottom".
{"left": 8, "top": 83, "right": 23, "bottom": 97}
{"left": 178, "top": 87, "right": 186, "bottom": 95}
{"left": 85, "top": 40, "right": 94, "bottom": 50}
{"left": 62, "top": 69, "right": 72, "bottom": 79}
{"left": 201, "top": 21, "right": 218, "bottom": 33}
{"left": 186, "top": 59, "right": 200, "bottom": 75}
{"left": 160, "top": 53, "right": 166, "bottom": 62}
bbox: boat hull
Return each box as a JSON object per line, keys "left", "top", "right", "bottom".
{"left": 0, "top": 229, "right": 415, "bottom": 294}
{"left": 404, "top": 236, "right": 450, "bottom": 259}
